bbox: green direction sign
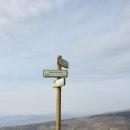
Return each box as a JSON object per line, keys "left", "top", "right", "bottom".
{"left": 58, "top": 58, "right": 69, "bottom": 69}
{"left": 43, "top": 70, "right": 68, "bottom": 78}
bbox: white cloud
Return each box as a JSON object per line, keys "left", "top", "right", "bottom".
{"left": 0, "top": 0, "right": 130, "bottom": 81}
{"left": 0, "top": 0, "right": 66, "bottom": 38}
{"left": 0, "top": 0, "right": 130, "bottom": 115}
{"left": 66, "top": 15, "right": 130, "bottom": 79}
{"left": 68, "top": 6, "right": 89, "bottom": 23}
{"left": 0, "top": 0, "right": 66, "bottom": 20}
{"left": 123, "top": 4, "right": 130, "bottom": 18}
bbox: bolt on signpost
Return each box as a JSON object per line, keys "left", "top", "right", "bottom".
{"left": 43, "top": 55, "right": 69, "bottom": 130}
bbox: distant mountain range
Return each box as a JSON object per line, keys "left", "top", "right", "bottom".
{"left": 0, "top": 110, "right": 130, "bottom": 130}
{"left": 0, "top": 115, "right": 54, "bottom": 127}
{"left": 0, "top": 113, "right": 75, "bottom": 127}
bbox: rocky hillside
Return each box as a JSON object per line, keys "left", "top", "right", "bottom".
{"left": 0, "top": 110, "right": 130, "bottom": 130}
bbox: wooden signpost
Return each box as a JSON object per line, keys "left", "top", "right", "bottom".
{"left": 43, "top": 55, "right": 69, "bottom": 130}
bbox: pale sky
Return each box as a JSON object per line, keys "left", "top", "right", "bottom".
{"left": 0, "top": 0, "right": 130, "bottom": 116}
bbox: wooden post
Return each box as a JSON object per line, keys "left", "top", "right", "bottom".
{"left": 56, "top": 55, "right": 62, "bottom": 130}
{"left": 43, "top": 55, "right": 68, "bottom": 130}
